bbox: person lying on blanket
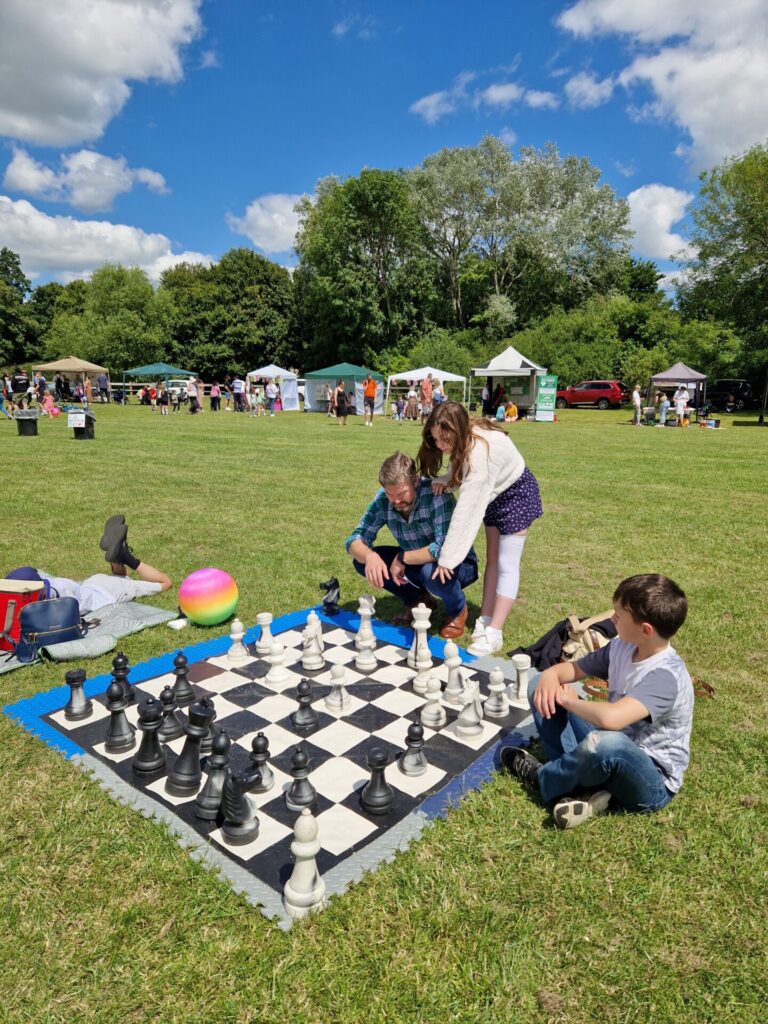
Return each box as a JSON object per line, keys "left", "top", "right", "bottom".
{"left": 5, "top": 516, "right": 172, "bottom": 615}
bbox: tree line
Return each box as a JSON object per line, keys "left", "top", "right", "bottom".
{"left": 1, "top": 135, "right": 765, "bottom": 387}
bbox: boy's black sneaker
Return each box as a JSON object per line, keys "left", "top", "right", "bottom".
{"left": 499, "top": 745, "right": 542, "bottom": 793}
{"left": 100, "top": 515, "right": 127, "bottom": 564}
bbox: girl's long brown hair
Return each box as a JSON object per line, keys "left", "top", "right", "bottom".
{"left": 417, "top": 401, "right": 506, "bottom": 487}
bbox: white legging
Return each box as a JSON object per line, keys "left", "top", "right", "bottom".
{"left": 497, "top": 533, "right": 527, "bottom": 599}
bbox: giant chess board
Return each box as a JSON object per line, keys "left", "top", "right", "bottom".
{"left": 4, "top": 607, "right": 534, "bottom": 927}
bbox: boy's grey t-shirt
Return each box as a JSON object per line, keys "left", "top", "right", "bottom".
{"left": 577, "top": 638, "right": 693, "bottom": 793}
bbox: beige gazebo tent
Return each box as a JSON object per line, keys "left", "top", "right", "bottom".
{"left": 33, "top": 357, "right": 108, "bottom": 374}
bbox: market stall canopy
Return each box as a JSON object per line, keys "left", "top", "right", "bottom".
{"left": 470, "top": 345, "right": 546, "bottom": 377}
{"left": 305, "top": 362, "right": 383, "bottom": 380}
{"left": 304, "top": 362, "right": 383, "bottom": 414}
{"left": 650, "top": 362, "right": 707, "bottom": 386}
{"left": 122, "top": 362, "right": 197, "bottom": 378}
{"left": 385, "top": 365, "right": 467, "bottom": 404}
{"left": 247, "top": 364, "right": 298, "bottom": 411}
{"left": 247, "top": 364, "right": 296, "bottom": 379}
{"left": 33, "top": 357, "right": 108, "bottom": 374}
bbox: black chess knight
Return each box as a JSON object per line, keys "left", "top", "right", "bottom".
{"left": 319, "top": 577, "right": 340, "bottom": 616}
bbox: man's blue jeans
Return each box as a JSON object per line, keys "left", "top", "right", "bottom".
{"left": 352, "top": 545, "right": 478, "bottom": 618}
{"left": 526, "top": 677, "right": 673, "bottom": 811}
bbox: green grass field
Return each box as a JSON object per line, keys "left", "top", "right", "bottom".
{"left": 1, "top": 404, "right": 766, "bottom": 1024}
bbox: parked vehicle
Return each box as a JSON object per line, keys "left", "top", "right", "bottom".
{"left": 555, "top": 380, "right": 629, "bottom": 409}
{"left": 167, "top": 379, "right": 191, "bottom": 403}
{"left": 706, "top": 379, "right": 754, "bottom": 411}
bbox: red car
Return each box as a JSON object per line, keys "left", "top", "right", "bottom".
{"left": 555, "top": 380, "right": 629, "bottom": 409}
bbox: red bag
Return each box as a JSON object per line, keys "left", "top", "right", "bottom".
{"left": 0, "top": 579, "right": 46, "bottom": 652}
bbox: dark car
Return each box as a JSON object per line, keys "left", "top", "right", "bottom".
{"left": 555, "top": 380, "right": 629, "bottom": 410}
{"left": 706, "top": 379, "right": 754, "bottom": 411}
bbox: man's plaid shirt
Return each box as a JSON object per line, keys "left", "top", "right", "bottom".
{"left": 344, "top": 477, "right": 477, "bottom": 564}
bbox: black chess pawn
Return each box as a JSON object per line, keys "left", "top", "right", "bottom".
{"left": 132, "top": 697, "right": 166, "bottom": 777}
{"left": 292, "top": 678, "right": 319, "bottom": 734}
{"left": 104, "top": 680, "right": 136, "bottom": 753}
{"left": 194, "top": 728, "right": 231, "bottom": 820}
{"left": 172, "top": 651, "right": 195, "bottom": 707}
{"left": 397, "top": 720, "right": 428, "bottom": 777}
{"left": 158, "top": 685, "right": 184, "bottom": 743}
{"left": 199, "top": 696, "right": 217, "bottom": 755}
{"left": 361, "top": 747, "right": 394, "bottom": 816}
{"left": 166, "top": 698, "right": 216, "bottom": 795}
{"left": 64, "top": 667, "right": 92, "bottom": 721}
{"left": 111, "top": 650, "right": 134, "bottom": 703}
{"left": 285, "top": 745, "right": 317, "bottom": 812}
{"left": 319, "top": 576, "right": 340, "bottom": 615}
{"left": 221, "top": 766, "right": 262, "bottom": 844}
{"left": 248, "top": 732, "right": 275, "bottom": 793}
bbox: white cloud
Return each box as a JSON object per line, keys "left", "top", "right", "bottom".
{"left": 525, "top": 89, "right": 560, "bottom": 110}
{"left": 615, "top": 159, "right": 637, "bottom": 177}
{"left": 410, "top": 73, "right": 475, "bottom": 124}
{"left": 331, "top": 14, "right": 377, "bottom": 40}
{"left": 500, "top": 127, "right": 518, "bottom": 147}
{"left": 0, "top": 194, "right": 210, "bottom": 282}
{"left": 226, "top": 193, "right": 303, "bottom": 254}
{"left": 479, "top": 83, "right": 524, "bottom": 109}
{"left": 565, "top": 71, "right": 614, "bottom": 109}
{"left": 0, "top": 0, "right": 202, "bottom": 146}
{"left": 558, "top": 1, "right": 768, "bottom": 168}
{"left": 626, "top": 184, "right": 694, "bottom": 262}
{"left": 4, "top": 148, "right": 168, "bottom": 213}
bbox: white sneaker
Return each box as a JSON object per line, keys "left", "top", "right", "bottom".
{"left": 467, "top": 628, "right": 503, "bottom": 657}
{"left": 470, "top": 615, "right": 491, "bottom": 640}
{"left": 552, "top": 790, "right": 611, "bottom": 830}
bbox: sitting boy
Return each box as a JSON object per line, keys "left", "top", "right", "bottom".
{"left": 501, "top": 574, "right": 692, "bottom": 829}
{"left": 5, "top": 515, "right": 172, "bottom": 615}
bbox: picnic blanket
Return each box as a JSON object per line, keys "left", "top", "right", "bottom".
{"left": 0, "top": 601, "right": 175, "bottom": 675}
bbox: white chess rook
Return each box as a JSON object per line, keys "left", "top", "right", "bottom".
{"left": 255, "top": 612, "right": 274, "bottom": 656}
{"left": 227, "top": 618, "right": 250, "bottom": 664}
{"left": 509, "top": 653, "right": 532, "bottom": 706}
{"left": 283, "top": 808, "right": 327, "bottom": 920}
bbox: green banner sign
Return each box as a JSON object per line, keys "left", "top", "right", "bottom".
{"left": 535, "top": 374, "right": 558, "bottom": 422}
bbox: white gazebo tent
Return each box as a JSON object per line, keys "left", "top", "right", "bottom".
{"left": 384, "top": 366, "right": 467, "bottom": 406}
{"left": 247, "top": 363, "right": 299, "bottom": 411}
{"left": 470, "top": 345, "right": 547, "bottom": 411}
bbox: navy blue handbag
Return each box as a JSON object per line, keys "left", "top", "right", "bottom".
{"left": 14, "top": 597, "right": 86, "bottom": 663}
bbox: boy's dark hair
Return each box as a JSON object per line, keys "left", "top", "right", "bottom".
{"left": 613, "top": 574, "right": 687, "bottom": 639}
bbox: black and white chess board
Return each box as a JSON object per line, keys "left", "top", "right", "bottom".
{"left": 4, "top": 607, "right": 533, "bottom": 927}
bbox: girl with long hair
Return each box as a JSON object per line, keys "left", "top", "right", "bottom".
{"left": 417, "top": 401, "right": 543, "bottom": 655}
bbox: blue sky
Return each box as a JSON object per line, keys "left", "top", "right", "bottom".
{"left": 1, "top": 1, "right": 767, "bottom": 286}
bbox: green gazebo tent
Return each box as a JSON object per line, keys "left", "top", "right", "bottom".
{"left": 304, "top": 362, "right": 383, "bottom": 413}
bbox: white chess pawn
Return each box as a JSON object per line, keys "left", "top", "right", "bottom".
{"left": 455, "top": 682, "right": 484, "bottom": 738}
{"left": 443, "top": 640, "right": 465, "bottom": 705}
{"left": 420, "top": 675, "right": 447, "bottom": 728}
{"left": 255, "top": 612, "right": 274, "bottom": 656}
{"left": 227, "top": 617, "right": 249, "bottom": 664}
{"left": 283, "top": 808, "right": 327, "bottom": 920}
{"left": 265, "top": 642, "right": 289, "bottom": 685}
{"left": 325, "top": 663, "right": 352, "bottom": 712}
{"left": 484, "top": 665, "right": 510, "bottom": 719}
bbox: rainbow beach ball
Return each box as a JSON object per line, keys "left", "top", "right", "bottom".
{"left": 178, "top": 568, "right": 239, "bottom": 626}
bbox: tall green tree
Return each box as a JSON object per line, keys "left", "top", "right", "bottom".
{"left": 679, "top": 140, "right": 768, "bottom": 380}
{"left": 294, "top": 169, "right": 436, "bottom": 364}
{"left": 0, "top": 248, "right": 38, "bottom": 365}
